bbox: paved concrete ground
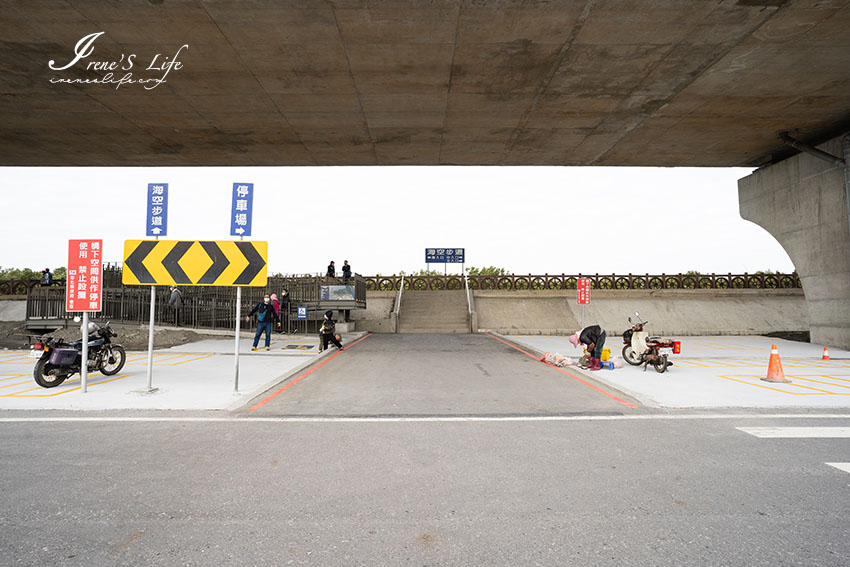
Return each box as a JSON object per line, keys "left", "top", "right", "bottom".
{"left": 508, "top": 334, "right": 850, "bottom": 409}
{"left": 0, "top": 333, "right": 360, "bottom": 411}
{"left": 247, "top": 334, "right": 639, "bottom": 416}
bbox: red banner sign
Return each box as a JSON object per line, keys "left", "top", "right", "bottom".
{"left": 577, "top": 277, "right": 591, "bottom": 305}
{"left": 66, "top": 239, "right": 103, "bottom": 313}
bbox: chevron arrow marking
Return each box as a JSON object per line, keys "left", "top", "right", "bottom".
{"left": 234, "top": 241, "right": 266, "bottom": 285}
{"left": 198, "top": 241, "right": 229, "bottom": 284}
{"left": 124, "top": 241, "right": 158, "bottom": 284}
{"left": 161, "top": 241, "right": 193, "bottom": 284}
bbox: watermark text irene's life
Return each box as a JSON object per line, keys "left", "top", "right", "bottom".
{"left": 48, "top": 32, "right": 188, "bottom": 90}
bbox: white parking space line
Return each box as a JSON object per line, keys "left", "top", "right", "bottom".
{"left": 1, "top": 414, "right": 850, "bottom": 424}
{"left": 737, "top": 427, "right": 850, "bottom": 438}
{"left": 826, "top": 463, "right": 850, "bottom": 474}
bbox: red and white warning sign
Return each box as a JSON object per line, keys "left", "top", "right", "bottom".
{"left": 66, "top": 239, "right": 103, "bottom": 313}
{"left": 577, "top": 277, "right": 591, "bottom": 305}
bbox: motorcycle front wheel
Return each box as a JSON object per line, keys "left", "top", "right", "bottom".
{"left": 653, "top": 355, "right": 669, "bottom": 373}
{"left": 622, "top": 346, "right": 642, "bottom": 366}
{"left": 33, "top": 358, "right": 70, "bottom": 388}
{"left": 99, "top": 345, "right": 127, "bottom": 376}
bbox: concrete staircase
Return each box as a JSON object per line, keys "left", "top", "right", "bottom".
{"left": 398, "top": 290, "right": 470, "bottom": 333}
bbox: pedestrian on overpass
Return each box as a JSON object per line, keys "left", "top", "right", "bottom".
{"left": 569, "top": 325, "right": 606, "bottom": 371}
{"left": 326, "top": 260, "right": 336, "bottom": 282}
{"left": 342, "top": 260, "right": 352, "bottom": 285}
{"left": 246, "top": 293, "right": 279, "bottom": 351}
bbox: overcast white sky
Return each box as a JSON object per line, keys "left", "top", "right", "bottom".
{"left": 0, "top": 166, "right": 794, "bottom": 276}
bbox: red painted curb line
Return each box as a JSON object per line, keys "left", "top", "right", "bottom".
{"left": 248, "top": 334, "right": 372, "bottom": 411}
{"left": 485, "top": 333, "right": 638, "bottom": 409}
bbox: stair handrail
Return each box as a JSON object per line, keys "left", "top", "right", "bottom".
{"left": 464, "top": 272, "right": 472, "bottom": 314}
{"left": 395, "top": 274, "right": 405, "bottom": 317}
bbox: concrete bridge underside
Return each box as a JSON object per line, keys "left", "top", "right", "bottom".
{"left": 2, "top": 0, "right": 850, "bottom": 346}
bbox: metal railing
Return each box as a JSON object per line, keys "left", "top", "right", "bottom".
{"left": 363, "top": 272, "right": 802, "bottom": 291}
{"left": 25, "top": 271, "right": 368, "bottom": 332}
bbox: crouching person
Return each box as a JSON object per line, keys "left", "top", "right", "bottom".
{"left": 319, "top": 310, "right": 344, "bottom": 352}
{"left": 569, "top": 325, "right": 606, "bottom": 371}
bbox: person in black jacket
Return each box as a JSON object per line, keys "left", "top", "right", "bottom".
{"left": 280, "top": 288, "right": 292, "bottom": 333}
{"left": 569, "top": 325, "right": 606, "bottom": 370}
{"left": 246, "top": 294, "right": 279, "bottom": 351}
{"left": 342, "top": 260, "right": 352, "bottom": 285}
{"left": 319, "top": 310, "right": 343, "bottom": 352}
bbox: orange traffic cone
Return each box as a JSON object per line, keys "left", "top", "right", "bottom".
{"left": 762, "top": 344, "right": 790, "bottom": 383}
{"left": 822, "top": 347, "right": 831, "bottom": 361}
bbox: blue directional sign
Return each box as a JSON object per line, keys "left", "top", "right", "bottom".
{"left": 230, "top": 183, "right": 254, "bottom": 236}
{"left": 297, "top": 306, "right": 307, "bottom": 320}
{"left": 146, "top": 183, "right": 168, "bottom": 236}
{"left": 426, "top": 248, "right": 465, "bottom": 263}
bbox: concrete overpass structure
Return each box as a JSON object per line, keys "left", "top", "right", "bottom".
{"left": 2, "top": 0, "right": 850, "bottom": 346}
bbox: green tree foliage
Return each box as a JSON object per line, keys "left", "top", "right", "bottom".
{"left": 465, "top": 266, "right": 508, "bottom": 276}
{"left": 0, "top": 267, "right": 42, "bottom": 281}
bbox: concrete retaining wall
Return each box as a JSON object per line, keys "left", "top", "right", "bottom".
{"left": 474, "top": 289, "right": 807, "bottom": 337}
{"left": 0, "top": 299, "right": 26, "bottom": 322}
{"left": 352, "top": 291, "right": 396, "bottom": 333}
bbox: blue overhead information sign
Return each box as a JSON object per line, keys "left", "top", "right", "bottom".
{"left": 230, "top": 183, "right": 253, "bottom": 236}
{"left": 426, "top": 248, "right": 465, "bottom": 263}
{"left": 146, "top": 183, "right": 168, "bottom": 236}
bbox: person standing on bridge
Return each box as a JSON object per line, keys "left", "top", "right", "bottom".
{"left": 246, "top": 293, "right": 279, "bottom": 351}
{"left": 342, "top": 260, "right": 352, "bottom": 285}
{"left": 569, "top": 325, "right": 606, "bottom": 371}
{"left": 326, "top": 260, "right": 336, "bottom": 282}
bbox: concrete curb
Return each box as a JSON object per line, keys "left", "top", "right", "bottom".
{"left": 489, "top": 332, "right": 650, "bottom": 407}
{"left": 228, "top": 331, "right": 368, "bottom": 412}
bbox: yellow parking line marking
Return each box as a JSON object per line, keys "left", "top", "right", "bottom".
{"left": 0, "top": 380, "right": 33, "bottom": 390}
{"left": 782, "top": 376, "right": 850, "bottom": 390}
{"left": 719, "top": 375, "right": 850, "bottom": 395}
{"left": 0, "top": 374, "right": 28, "bottom": 382}
{"left": 3, "top": 373, "right": 133, "bottom": 397}
{"left": 166, "top": 353, "right": 216, "bottom": 365}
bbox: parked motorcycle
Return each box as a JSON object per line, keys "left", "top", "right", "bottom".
{"left": 621, "top": 312, "right": 680, "bottom": 373}
{"left": 29, "top": 321, "right": 126, "bottom": 388}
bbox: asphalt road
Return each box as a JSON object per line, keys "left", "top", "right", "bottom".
{"left": 2, "top": 335, "right": 849, "bottom": 566}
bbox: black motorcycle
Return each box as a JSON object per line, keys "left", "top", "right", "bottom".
{"left": 30, "top": 321, "right": 127, "bottom": 388}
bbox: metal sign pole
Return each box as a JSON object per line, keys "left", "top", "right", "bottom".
{"left": 234, "top": 286, "right": 241, "bottom": 392}
{"left": 81, "top": 311, "right": 89, "bottom": 393}
{"left": 145, "top": 284, "right": 156, "bottom": 391}
{"left": 581, "top": 304, "right": 585, "bottom": 330}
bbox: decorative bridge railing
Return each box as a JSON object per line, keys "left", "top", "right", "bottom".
{"left": 364, "top": 273, "right": 802, "bottom": 292}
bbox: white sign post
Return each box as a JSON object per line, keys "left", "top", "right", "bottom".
{"left": 141, "top": 183, "right": 167, "bottom": 394}
{"left": 231, "top": 182, "right": 254, "bottom": 393}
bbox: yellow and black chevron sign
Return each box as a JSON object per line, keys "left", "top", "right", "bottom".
{"left": 123, "top": 240, "right": 267, "bottom": 287}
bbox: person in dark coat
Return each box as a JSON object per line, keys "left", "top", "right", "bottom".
{"left": 246, "top": 293, "right": 279, "bottom": 351}
{"left": 319, "top": 310, "right": 343, "bottom": 352}
{"left": 342, "top": 260, "right": 352, "bottom": 285}
{"left": 280, "top": 288, "right": 292, "bottom": 333}
{"left": 168, "top": 286, "right": 184, "bottom": 327}
{"left": 326, "top": 261, "right": 335, "bottom": 278}
{"left": 569, "top": 325, "right": 606, "bottom": 370}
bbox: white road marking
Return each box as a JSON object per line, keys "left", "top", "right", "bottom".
{"left": 737, "top": 426, "right": 850, "bottom": 438}
{"left": 0, "top": 414, "right": 849, "bottom": 424}
{"left": 826, "top": 463, "right": 850, "bottom": 474}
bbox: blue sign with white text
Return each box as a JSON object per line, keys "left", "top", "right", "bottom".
{"left": 426, "top": 248, "right": 465, "bottom": 263}
{"left": 297, "top": 306, "right": 307, "bottom": 320}
{"left": 146, "top": 183, "right": 168, "bottom": 236}
{"left": 230, "top": 183, "right": 253, "bottom": 236}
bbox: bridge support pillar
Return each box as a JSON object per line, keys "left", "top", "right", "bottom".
{"left": 739, "top": 131, "right": 850, "bottom": 349}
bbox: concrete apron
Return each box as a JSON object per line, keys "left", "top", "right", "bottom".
{"left": 0, "top": 332, "right": 365, "bottom": 411}
{"left": 501, "top": 333, "right": 850, "bottom": 409}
